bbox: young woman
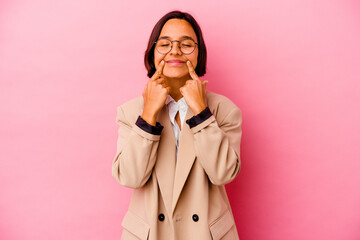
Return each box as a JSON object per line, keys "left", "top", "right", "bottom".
{"left": 112, "top": 10, "right": 242, "bottom": 240}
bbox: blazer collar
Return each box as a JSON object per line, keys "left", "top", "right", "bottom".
{"left": 154, "top": 105, "right": 176, "bottom": 216}
{"left": 154, "top": 104, "right": 196, "bottom": 215}
{"left": 171, "top": 106, "right": 196, "bottom": 213}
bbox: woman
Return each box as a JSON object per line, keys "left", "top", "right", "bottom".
{"left": 112, "top": 10, "right": 242, "bottom": 240}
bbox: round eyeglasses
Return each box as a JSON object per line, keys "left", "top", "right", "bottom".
{"left": 154, "top": 38, "right": 198, "bottom": 55}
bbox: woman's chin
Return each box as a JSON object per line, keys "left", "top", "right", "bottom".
{"left": 163, "top": 70, "right": 188, "bottom": 79}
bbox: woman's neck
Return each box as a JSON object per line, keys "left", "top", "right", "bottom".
{"left": 165, "top": 74, "right": 191, "bottom": 102}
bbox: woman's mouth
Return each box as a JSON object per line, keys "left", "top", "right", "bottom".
{"left": 166, "top": 60, "right": 186, "bottom": 66}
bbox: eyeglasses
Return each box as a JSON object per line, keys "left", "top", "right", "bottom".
{"left": 154, "top": 38, "right": 198, "bottom": 55}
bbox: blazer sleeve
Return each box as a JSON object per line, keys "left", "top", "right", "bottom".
{"left": 112, "top": 105, "right": 162, "bottom": 188}
{"left": 187, "top": 105, "right": 242, "bottom": 185}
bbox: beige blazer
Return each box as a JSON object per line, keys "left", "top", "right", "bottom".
{"left": 112, "top": 91, "right": 242, "bottom": 240}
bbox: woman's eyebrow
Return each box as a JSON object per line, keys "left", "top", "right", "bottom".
{"left": 158, "top": 35, "right": 195, "bottom": 41}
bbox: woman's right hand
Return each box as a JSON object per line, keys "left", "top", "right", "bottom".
{"left": 141, "top": 60, "right": 170, "bottom": 126}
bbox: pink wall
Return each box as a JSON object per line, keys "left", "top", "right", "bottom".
{"left": 1, "top": 0, "right": 359, "bottom": 239}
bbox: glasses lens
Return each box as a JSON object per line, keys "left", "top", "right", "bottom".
{"left": 156, "top": 39, "right": 171, "bottom": 54}
{"left": 180, "top": 39, "right": 196, "bottom": 54}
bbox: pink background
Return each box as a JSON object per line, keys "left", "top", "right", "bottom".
{"left": 1, "top": 0, "right": 360, "bottom": 239}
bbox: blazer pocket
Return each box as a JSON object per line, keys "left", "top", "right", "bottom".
{"left": 121, "top": 211, "right": 150, "bottom": 240}
{"left": 209, "top": 210, "right": 235, "bottom": 240}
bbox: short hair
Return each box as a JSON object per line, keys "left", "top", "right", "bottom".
{"left": 144, "top": 10, "right": 207, "bottom": 78}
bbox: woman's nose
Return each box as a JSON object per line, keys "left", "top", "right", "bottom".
{"left": 169, "top": 42, "right": 182, "bottom": 55}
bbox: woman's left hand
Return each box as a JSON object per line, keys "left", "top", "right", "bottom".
{"left": 180, "top": 61, "right": 208, "bottom": 115}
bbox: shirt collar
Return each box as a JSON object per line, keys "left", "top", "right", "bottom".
{"left": 165, "top": 95, "right": 173, "bottom": 105}
{"left": 165, "top": 95, "right": 187, "bottom": 108}
{"left": 166, "top": 95, "right": 188, "bottom": 121}
{"left": 166, "top": 95, "right": 189, "bottom": 130}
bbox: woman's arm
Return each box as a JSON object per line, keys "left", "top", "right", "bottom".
{"left": 112, "top": 61, "right": 168, "bottom": 188}
{"left": 112, "top": 105, "right": 163, "bottom": 189}
{"left": 187, "top": 105, "right": 242, "bottom": 185}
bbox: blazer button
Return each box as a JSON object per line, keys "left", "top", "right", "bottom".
{"left": 158, "top": 213, "right": 165, "bottom": 222}
{"left": 192, "top": 214, "right": 199, "bottom": 222}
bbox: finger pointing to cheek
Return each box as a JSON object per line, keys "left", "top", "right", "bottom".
{"left": 186, "top": 61, "right": 200, "bottom": 81}
{"left": 151, "top": 60, "right": 165, "bottom": 81}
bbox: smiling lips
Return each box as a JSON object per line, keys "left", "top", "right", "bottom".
{"left": 166, "top": 59, "right": 186, "bottom": 66}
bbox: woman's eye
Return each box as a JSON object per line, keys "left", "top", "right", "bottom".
{"left": 182, "top": 44, "right": 191, "bottom": 47}
{"left": 161, "top": 44, "right": 170, "bottom": 47}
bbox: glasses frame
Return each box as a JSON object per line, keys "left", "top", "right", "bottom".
{"left": 154, "top": 39, "right": 198, "bottom": 55}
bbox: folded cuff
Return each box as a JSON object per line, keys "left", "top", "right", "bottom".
{"left": 186, "top": 107, "right": 213, "bottom": 128}
{"left": 135, "top": 115, "right": 164, "bottom": 135}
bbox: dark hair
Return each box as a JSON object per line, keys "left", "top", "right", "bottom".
{"left": 144, "top": 10, "right": 207, "bottom": 78}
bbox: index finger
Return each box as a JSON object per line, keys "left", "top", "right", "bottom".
{"left": 186, "top": 61, "right": 200, "bottom": 81}
{"left": 150, "top": 60, "right": 165, "bottom": 81}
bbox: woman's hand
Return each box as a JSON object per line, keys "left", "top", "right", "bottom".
{"left": 141, "top": 60, "right": 170, "bottom": 126}
{"left": 180, "top": 61, "right": 208, "bottom": 115}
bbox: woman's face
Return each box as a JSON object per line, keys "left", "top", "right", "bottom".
{"left": 154, "top": 18, "right": 199, "bottom": 79}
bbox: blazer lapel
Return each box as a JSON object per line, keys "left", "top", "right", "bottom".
{"left": 154, "top": 105, "right": 176, "bottom": 216}
{"left": 171, "top": 107, "right": 196, "bottom": 213}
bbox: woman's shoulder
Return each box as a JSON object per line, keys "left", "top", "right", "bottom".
{"left": 206, "top": 90, "right": 242, "bottom": 122}
{"left": 119, "top": 96, "right": 144, "bottom": 110}
{"left": 115, "top": 96, "right": 144, "bottom": 124}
